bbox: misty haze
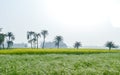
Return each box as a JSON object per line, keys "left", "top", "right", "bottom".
{"left": 0, "top": 0, "right": 120, "bottom": 75}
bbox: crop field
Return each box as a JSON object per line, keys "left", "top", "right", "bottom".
{"left": 0, "top": 48, "right": 120, "bottom": 54}
{"left": 0, "top": 49, "right": 120, "bottom": 75}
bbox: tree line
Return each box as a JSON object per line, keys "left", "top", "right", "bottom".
{"left": 0, "top": 28, "right": 118, "bottom": 50}
{"left": 27, "top": 30, "right": 64, "bottom": 49}
{"left": 27, "top": 31, "right": 119, "bottom": 50}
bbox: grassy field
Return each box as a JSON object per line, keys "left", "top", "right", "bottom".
{"left": 0, "top": 49, "right": 120, "bottom": 75}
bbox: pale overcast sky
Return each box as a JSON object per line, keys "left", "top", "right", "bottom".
{"left": 0, "top": 0, "right": 120, "bottom": 47}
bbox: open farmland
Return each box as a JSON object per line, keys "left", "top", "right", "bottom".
{"left": 0, "top": 48, "right": 120, "bottom": 54}
{"left": 0, "top": 49, "right": 120, "bottom": 75}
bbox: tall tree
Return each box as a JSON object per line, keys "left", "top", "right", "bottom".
{"left": 34, "top": 33, "right": 41, "bottom": 49}
{"left": 32, "top": 38, "right": 37, "bottom": 48}
{"left": 74, "top": 41, "right": 81, "bottom": 49}
{"left": 0, "top": 33, "right": 5, "bottom": 49}
{"left": 105, "top": 41, "right": 116, "bottom": 50}
{"left": 0, "top": 28, "right": 6, "bottom": 49}
{"left": 32, "top": 33, "right": 40, "bottom": 48}
{"left": 54, "top": 36, "right": 63, "bottom": 48}
{"left": 41, "top": 30, "right": 48, "bottom": 49}
{"left": 6, "top": 32, "right": 15, "bottom": 48}
{"left": 27, "top": 31, "right": 35, "bottom": 48}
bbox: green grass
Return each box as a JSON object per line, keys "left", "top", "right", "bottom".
{"left": 0, "top": 48, "right": 120, "bottom": 54}
{"left": 0, "top": 53, "right": 120, "bottom": 75}
{"left": 0, "top": 48, "right": 120, "bottom": 75}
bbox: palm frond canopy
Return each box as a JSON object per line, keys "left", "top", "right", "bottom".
{"left": 55, "top": 36, "right": 63, "bottom": 42}
{"left": 105, "top": 41, "right": 116, "bottom": 48}
{"left": 41, "top": 30, "right": 48, "bottom": 38}
{"left": 74, "top": 42, "right": 81, "bottom": 48}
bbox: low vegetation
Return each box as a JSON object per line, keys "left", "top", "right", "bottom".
{"left": 0, "top": 52, "right": 120, "bottom": 75}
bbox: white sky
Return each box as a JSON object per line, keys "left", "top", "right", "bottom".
{"left": 0, "top": 0, "right": 120, "bottom": 47}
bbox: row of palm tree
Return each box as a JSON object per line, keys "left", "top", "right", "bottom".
{"left": 27, "top": 30, "right": 48, "bottom": 49}
{"left": 0, "top": 28, "right": 117, "bottom": 50}
{"left": 27, "top": 30, "right": 118, "bottom": 50}
{"left": 27, "top": 31, "right": 41, "bottom": 48}
{"left": 27, "top": 30, "right": 65, "bottom": 49}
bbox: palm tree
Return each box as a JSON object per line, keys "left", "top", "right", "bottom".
{"left": 105, "top": 41, "right": 116, "bottom": 50}
{"left": 6, "top": 32, "right": 15, "bottom": 48}
{"left": 54, "top": 36, "right": 63, "bottom": 48}
{"left": 32, "top": 38, "right": 37, "bottom": 48}
{"left": 41, "top": 30, "right": 48, "bottom": 49}
{"left": 74, "top": 41, "right": 81, "bottom": 49}
{"left": 7, "top": 41, "right": 13, "bottom": 48}
{"left": 7, "top": 32, "right": 13, "bottom": 40}
{"left": 0, "top": 28, "right": 6, "bottom": 49}
{"left": 0, "top": 33, "right": 5, "bottom": 49}
{"left": 27, "top": 31, "right": 34, "bottom": 48}
{"left": 32, "top": 33, "right": 41, "bottom": 48}
{"left": 35, "top": 33, "right": 41, "bottom": 49}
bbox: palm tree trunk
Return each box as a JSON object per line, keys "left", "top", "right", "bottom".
{"left": 7, "top": 43, "right": 9, "bottom": 49}
{"left": 31, "top": 42, "right": 32, "bottom": 48}
{"left": 9, "top": 36, "right": 10, "bottom": 41}
{"left": 34, "top": 42, "right": 35, "bottom": 49}
{"left": 58, "top": 41, "right": 59, "bottom": 49}
{"left": 0, "top": 44, "right": 1, "bottom": 49}
{"left": 2, "top": 44, "right": 4, "bottom": 49}
{"left": 37, "top": 38, "right": 38, "bottom": 49}
{"left": 8, "top": 36, "right": 10, "bottom": 49}
{"left": 42, "top": 38, "right": 45, "bottom": 49}
{"left": 109, "top": 47, "right": 111, "bottom": 51}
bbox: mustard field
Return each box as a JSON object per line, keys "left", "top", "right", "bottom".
{"left": 0, "top": 48, "right": 120, "bottom": 54}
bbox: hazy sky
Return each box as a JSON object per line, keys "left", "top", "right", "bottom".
{"left": 0, "top": 0, "right": 120, "bottom": 47}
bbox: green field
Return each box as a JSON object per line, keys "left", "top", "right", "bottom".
{"left": 0, "top": 48, "right": 120, "bottom": 54}
{"left": 0, "top": 49, "right": 120, "bottom": 75}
